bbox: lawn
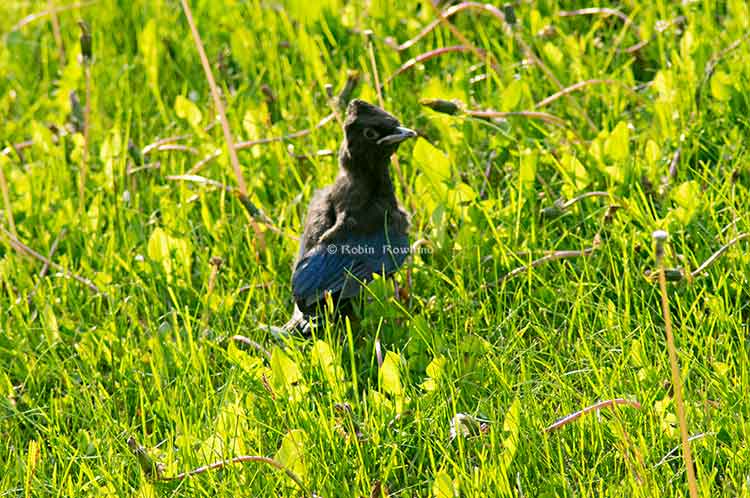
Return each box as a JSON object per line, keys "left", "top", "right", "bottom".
{"left": 2, "top": 0, "right": 750, "bottom": 496}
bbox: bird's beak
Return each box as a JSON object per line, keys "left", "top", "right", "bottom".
{"left": 377, "top": 126, "right": 417, "bottom": 145}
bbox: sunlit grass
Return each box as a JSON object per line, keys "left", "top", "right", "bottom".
{"left": 1, "top": 0, "right": 750, "bottom": 496}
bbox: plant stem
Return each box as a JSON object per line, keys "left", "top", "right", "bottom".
{"left": 655, "top": 234, "right": 700, "bottom": 498}
{"left": 180, "top": 0, "right": 247, "bottom": 197}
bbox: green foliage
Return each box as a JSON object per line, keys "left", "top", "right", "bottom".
{"left": 1, "top": 0, "right": 750, "bottom": 496}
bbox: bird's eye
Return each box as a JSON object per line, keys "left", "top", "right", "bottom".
{"left": 363, "top": 127, "right": 379, "bottom": 141}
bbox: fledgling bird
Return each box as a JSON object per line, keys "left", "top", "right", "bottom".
{"left": 285, "top": 99, "right": 417, "bottom": 334}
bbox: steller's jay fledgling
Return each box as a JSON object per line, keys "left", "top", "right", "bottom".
{"left": 284, "top": 99, "right": 416, "bottom": 334}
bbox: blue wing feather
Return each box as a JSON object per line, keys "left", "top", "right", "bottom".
{"left": 292, "top": 230, "right": 409, "bottom": 309}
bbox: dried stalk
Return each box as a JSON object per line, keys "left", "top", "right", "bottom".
{"left": 47, "top": 0, "right": 66, "bottom": 64}
{"left": 691, "top": 232, "right": 749, "bottom": 276}
{"left": 387, "top": 2, "right": 505, "bottom": 53}
{"left": 390, "top": 1, "right": 596, "bottom": 130}
{"left": 420, "top": 98, "right": 574, "bottom": 136}
{"left": 386, "top": 46, "right": 472, "bottom": 84}
{"left": 645, "top": 232, "right": 750, "bottom": 282}
{"left": 78, "top": 21, "right": 92, "bottom": 215}
{"left": 165, "top": 175, "right": 294, "bottom": 240}
{"left": 655, "top": 433, "right": 714, "bottom": 468}
{"left": 535, "top": 79, "right": 640, "bottom": 108}
{"left": 231, "top": 335, "right": 272, "bottom": 361}
{"left": 495, "top": 246, "right": 596, "bottom": 284}
{"left": 557, "top": 7, "right": 632, "bottom": 25}
{"left": 545, "top": 398, "right": 641, "bottom": 433}
{"left": 24, "top": 228, "right": 67, "bottom": 303}
{"left": 11, "top": 1, "right": 97, "bottom": 31}
{"left": 1, "top": 225, "right": 102, "bottom": 295}
{"left": 127, "top": 162, "right": 161, "bottom": 175}
{"left": 467, "top": 109, "right": 568, "bottom": 127}
{"left": 236, "top": 113, "right": 336, "bottom": 151}
{"left": 1, "top": 140, "right": 34, "bottom": 159}
{"left": 624, "top": 16, "right": 686, "bottom": 54}
{"left": 201, "top": 256, "right": 223, "bottom": 329}
{"left": 189, "top": 113, "right": 338, "bottom": 175}
{"left": 0, "top": 163, "right": 15, "bottom": 235}
{"left": 142, "top": 134, "right": 191, "bottom": 155}
{"left": 180, "top": 0, "right": 247, "bottom": 197}
{"left": 127, "top": 437, "right": 309, "bottom": 495}
{"left": 540, "top": 191, "right": 615, "bottom": 218}
{"left": 653, "top": 231, "right": 699, "bottom": 498}
{"left": 154, "top": 144, "right": 198, "bottom": 155}
{"left": 425, "top": 1, "right": 490, "bottom": 67}
{"left": 695, "top": 32, "right": 750, "bottom": 108}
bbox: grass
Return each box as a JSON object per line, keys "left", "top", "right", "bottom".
{"left": 2, "top": 0, "right": 750, "bottom": 496}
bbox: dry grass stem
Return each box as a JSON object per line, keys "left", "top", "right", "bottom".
{"left": 12, "top": 1, "right": 98, "bottom": 31}
{"left": 545, "top": 398, "right": 642, "bottom": 433}
{"left": 0, "top": 164, "right": 15, "bottom": 235}
{"left": 1, "top": 225, "right": 102, "bottom": 295}
{"left": 47, "top": 0, "right": 66, "bottom": 63}
{"left": 180, "top": 0, "right": 247, "bottom": 197}
{"left": 231, "top": 335, "right": 272, "bottom": 361}
{"left": 535, "top": 79, "right": 640, "bottom": 108}
{"left": 654, "top": 232, "right": 700, "bottom": 498}
{"left": 496, "top": 246, "right": 596, "bottom": 284}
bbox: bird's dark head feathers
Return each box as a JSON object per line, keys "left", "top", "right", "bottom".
{"left": 340, "top": 99, "right": 416, "bottom": 171}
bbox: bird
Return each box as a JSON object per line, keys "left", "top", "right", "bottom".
{"left": 283, "top": 99, "right": 417, "bottom": 335}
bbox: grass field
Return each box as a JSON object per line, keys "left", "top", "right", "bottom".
{"left": 2, "top": 0, "right": 750, "bottom": 496}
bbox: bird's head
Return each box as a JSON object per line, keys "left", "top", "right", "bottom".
{"left": 340, "top": 99, "right": 416, "bottom": 171}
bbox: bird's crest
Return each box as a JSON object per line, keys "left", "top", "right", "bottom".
{"left": 345, "top": 99, "right": 399, "bottom": 129}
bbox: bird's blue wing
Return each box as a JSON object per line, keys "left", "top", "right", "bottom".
{"left": 292, "top": 230, "right": 409, "bottom": 309}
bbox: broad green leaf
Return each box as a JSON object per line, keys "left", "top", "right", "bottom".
{"left": 175, "top": 95, "right": 202, "bottom": 129}
{"left": 422, "top": 356, "right": 446, "bottom": 391}
{"left": 645, "top": 139, "right": 660, "bottom": 165}
{"left": 500, "top": 398, "right": 521, "bottom": 471}
{"left": 713, "top": 361, "right": 730, "bottom": 376}
{"left": 519, "top": 148, "right": 537, "bottom": 191}
{"left": 227, "top": 342, "right": 268, "bottom": 379}
{"left": 275, "top": 429, "right": 307, "bottom": 479}
{"left": 604, "top": 121, "right": 630, "bottom": 162}
{"left": 214, "top": 401, "right": 253, "bottom": 454}
{"left": 271, "top": 348, "right": 303, "bottom": 390}
{"left": 711, "top": 71, "right": 733, "bottom": 101}
{"left": 542, "top": 42, "right": 564, "bottom": 69}
{"left": 559, "top": 153, "right": 589, "bottom": 190}
{"left": 380, "top": 351, "right": 403, "bottom": 397}
{"left": 670, "top": 180, "right": 701, "bottom": 224}
{"left": 86, "top": 193, "right": 102, "bottom": 232}
{"left": 42, "top": 304, "right": 60, "bottom": 344}
{"left": 529, "top": 9, "right": 544, "bottom": 34}
{"left": 31, "top": 121, "right": 55, "bottom": 154}
{"left": 146, "top": 227, "right": 193, "bottom": 281}
{"left": 312, "top": 340, "right": 342, "bottom": 387}
{"left": 432, "top": 469, "right": 457, "bottom": 498}
{"left": 139, "top": 20, "right": 159, "bottom": 92}
{"left": 672, "top": 180, "right": 700, "bottom": 207}
{"left": 414, "top": 139, "right": 451, "bottom": 186}
{"left": 679, "top": 29, "right": 695, "bottom": 57}
{"left": 426, "top": 356, "right": 446, "bottom": 379}
{"left": 653, "top": 70, "right": 675, "bottom": 100}
{"left": 499, "top": 79, "right": 522, "bottom": 111}
{"left": 0, "top": 371, "right": 13, "bottom": 397}
{"left": 242, "top": 109, "right": 260, "bottom": 141}
{"left": 230, "top": 27, "right": 255, "bottom": 70}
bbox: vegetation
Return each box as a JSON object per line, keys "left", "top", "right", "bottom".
{"left": 2, "top": 0, "right": 750, "bottom": 496}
